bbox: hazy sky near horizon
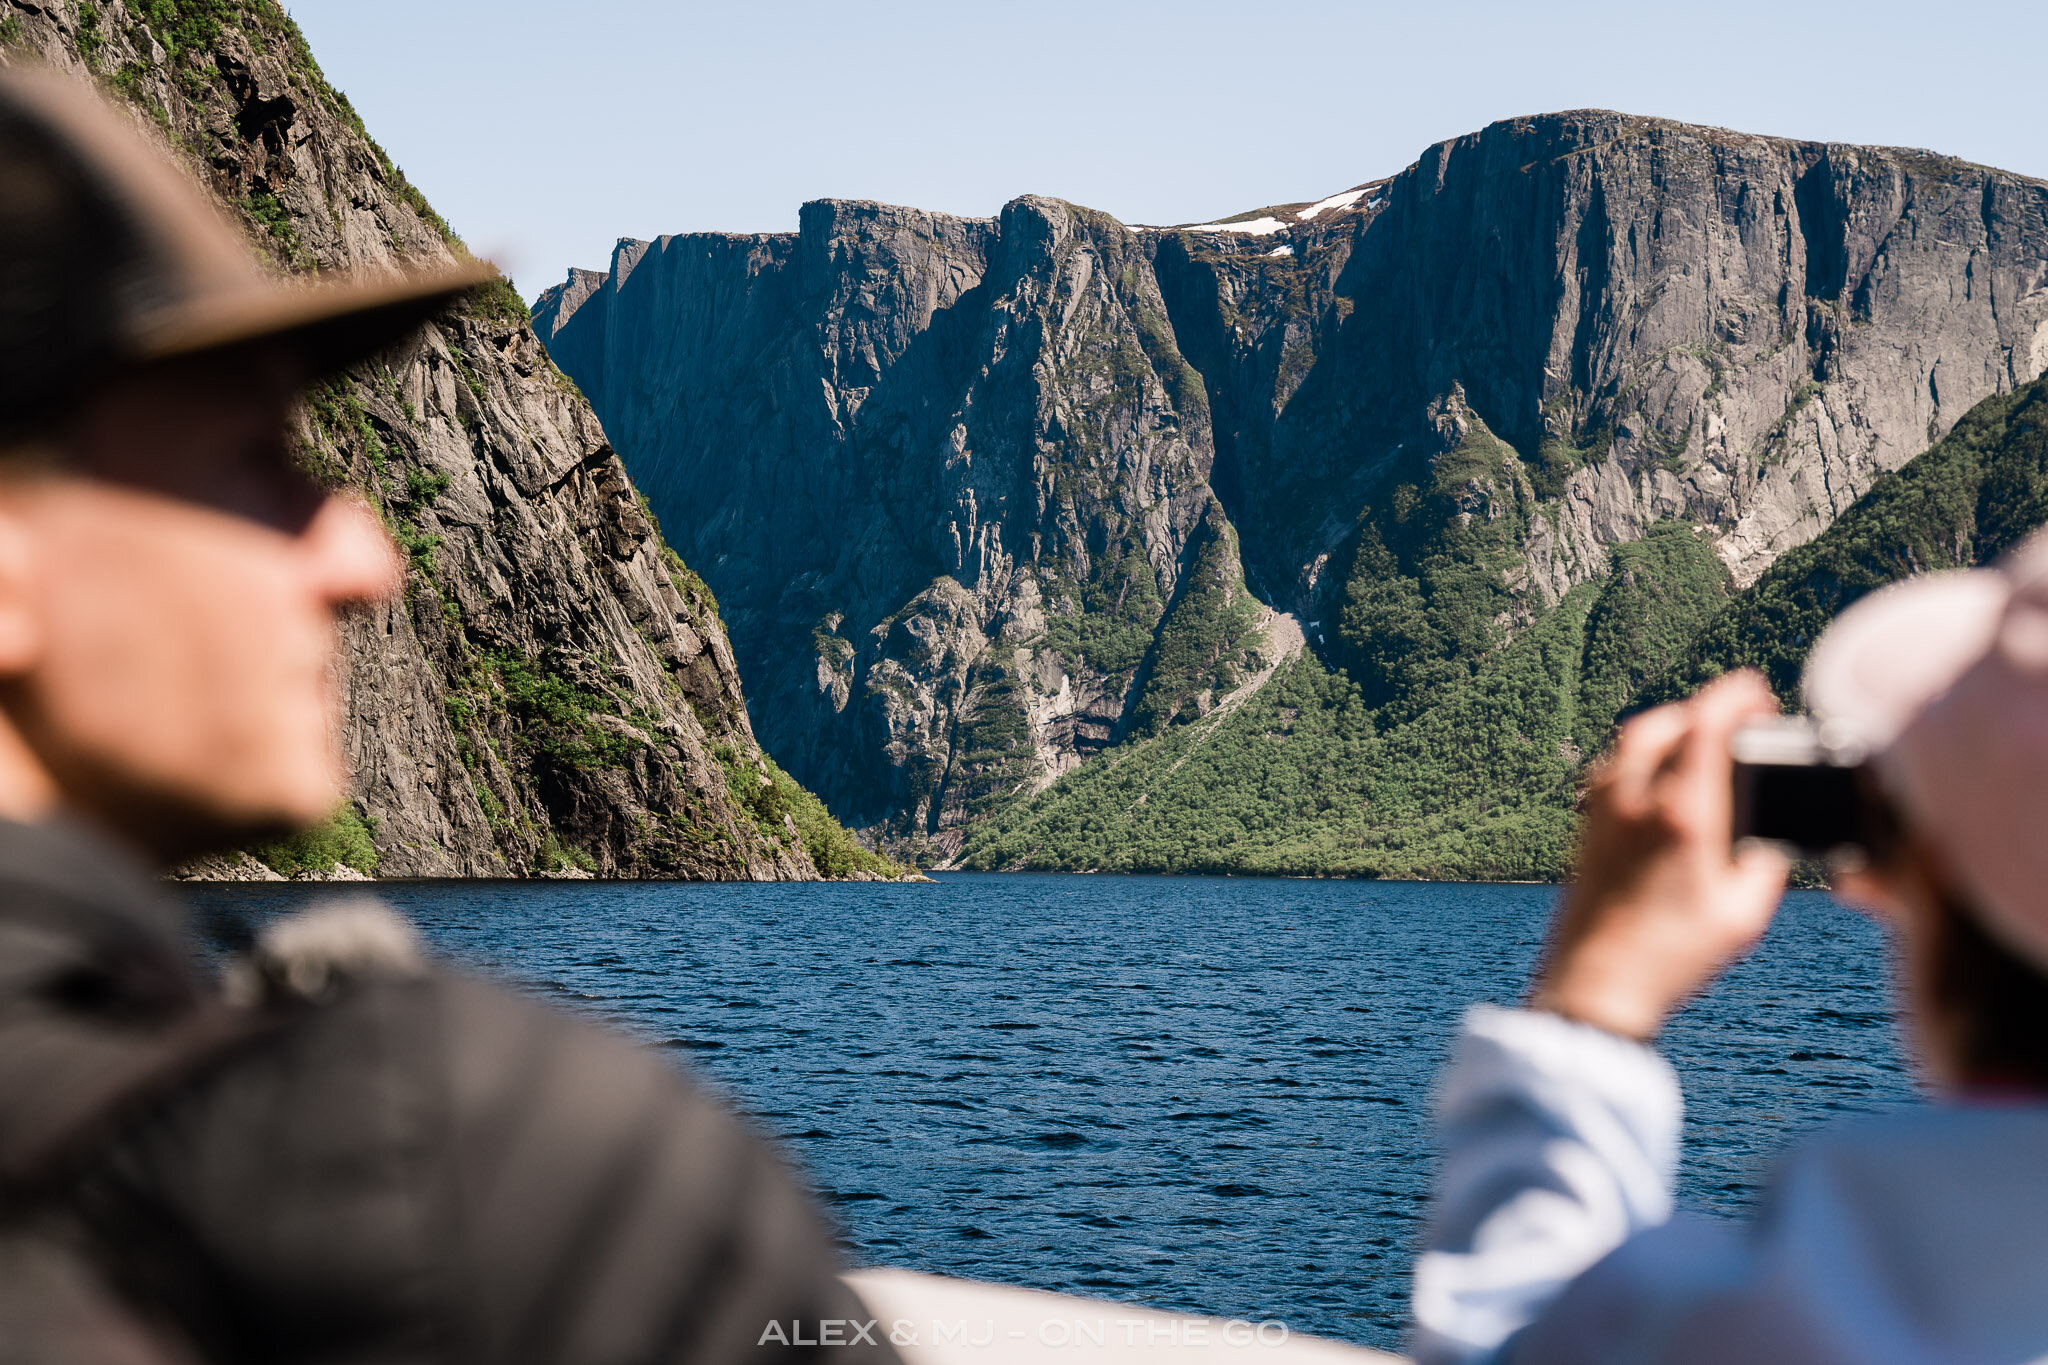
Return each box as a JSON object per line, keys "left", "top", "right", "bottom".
{"left": 283, "top": 0, "right": 2048, "bottom": 300}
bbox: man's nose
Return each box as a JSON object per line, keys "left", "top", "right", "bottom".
{"left": 300, "top": 493, "right": 403, "bottom": 608}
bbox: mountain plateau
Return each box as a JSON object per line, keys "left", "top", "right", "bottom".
{"left": 536, "top": 112, "right": 2048, "bottom": 869}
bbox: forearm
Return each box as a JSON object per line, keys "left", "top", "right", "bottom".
{"left": 1410, "top": 1006, "right": 1681, "bottom": 1365}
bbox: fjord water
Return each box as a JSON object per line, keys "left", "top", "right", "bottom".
{"left": 182, "top": 875, "right": 1912, "bottom": 1353}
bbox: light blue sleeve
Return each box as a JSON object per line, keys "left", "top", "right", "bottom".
{"left": 1410, "top": 1005, "right": 1683, "bottom": 1365}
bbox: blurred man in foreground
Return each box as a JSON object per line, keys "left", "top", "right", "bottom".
{"left": 1414, "top": 539, "right": 2048, "bottom": 1362}
{"left": 0, "top": 69, "right": 888, "bottom": 1363}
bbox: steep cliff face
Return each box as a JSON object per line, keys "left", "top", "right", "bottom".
{"left": 538, "top": 110, "right": 2048, "bottom": 860}
{"left": 1173, "top": 114, "right": 2048, "bottom": 612}
{"left": 538, "top": 199, "right": 1250, "bottom": 854}
{"left": 3, "top": 0, "right": 896, "bottom": 879}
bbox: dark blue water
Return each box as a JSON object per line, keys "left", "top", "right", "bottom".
{"left": 179, "top": 875, "right": 1915, "bottom": 1353}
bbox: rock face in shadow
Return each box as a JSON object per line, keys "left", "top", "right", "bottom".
{"left": 537, "top": 199, "right": 1250, "bottom": 856}
{"left": 3, "top": 0, "right": 870, "bottom": 879}
{"left": 536, "top": 110, "right": 2048, "bottom": 856}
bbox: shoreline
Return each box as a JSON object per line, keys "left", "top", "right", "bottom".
{"left": 168, "top": 867, "right": 1551, "bottom": 888}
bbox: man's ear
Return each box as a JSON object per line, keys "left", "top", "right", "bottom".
{"left": 0, "top": 489, "right": 46, "bottom": 677}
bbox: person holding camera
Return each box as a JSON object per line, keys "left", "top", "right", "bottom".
{"left": 1411, "top": 536, "right": 2048, "bottom": 1363}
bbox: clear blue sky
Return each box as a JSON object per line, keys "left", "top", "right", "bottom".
{"left": 282, "top": 0, "right": 2048, "bottom": 301}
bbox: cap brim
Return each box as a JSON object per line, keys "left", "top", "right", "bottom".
{"left": 1802, "top": 570, "right": 2011, "bottom": 750}
{"left": 133, "top": 259, "right": 498, "bottom": 378}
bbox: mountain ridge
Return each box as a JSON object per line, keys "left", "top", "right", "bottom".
{"left": 537, "top": 107, "right": 2048, "bottom": 868}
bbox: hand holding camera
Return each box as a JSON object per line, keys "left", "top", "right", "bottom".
{"left": 1529, "top": 671, "right": 1792, "bottom": 1041}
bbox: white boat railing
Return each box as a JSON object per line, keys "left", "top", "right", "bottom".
{"left": 844, "top": 1267, "right": 1408, "bottom": 1364}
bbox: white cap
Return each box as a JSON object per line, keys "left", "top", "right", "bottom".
{"left": 1803, "top": 529, "right": 2048, "bottom": 972}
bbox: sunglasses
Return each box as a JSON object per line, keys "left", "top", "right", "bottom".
{"left": 60, "top": 347, "right": 333, "bottom": 535}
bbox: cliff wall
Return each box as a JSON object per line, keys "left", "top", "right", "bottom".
{"left": 538, "top": 199, "right": 1237, "bottom": 851}
{"left": 3, "top": 0, "right": 896, "bottom": 879}
{"left": 537, "top": 111, "right": 2048, "bottom": 860}
{"left": 1179, "top": 113, "right": 2048, "bottom": 607}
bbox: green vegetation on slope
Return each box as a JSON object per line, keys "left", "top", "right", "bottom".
{"left": 1334, "top": 404, "right": 1537, "bottom": 720}
{"left": 1037, "top": 547, "right": 1166, "bottom": 678}
{"left": 248, "top": 806, "right": 380, "bottom": 877}
{"left": 959, "top": 586, "right": 1595, "bottom": 879}
{"left": 1128, "top": 503, "right": 1263, "bottom": 737}
{"left": 965, "top": 377, "right": 2048, "bottom": 880}
{"left": 470, "top": 650, "right": 649, "bottom": 772}
{"left": 958, "top": 520, "right": 1749, "bottom": 881}
{"left": 715, "top": 745, "right": 904, "bottom": 879}
{"left": 942, "top": 658, "right": 1039, "bottom": 821}
{"left": 1575, "top": 520, "right": 1733, "bottom": 747}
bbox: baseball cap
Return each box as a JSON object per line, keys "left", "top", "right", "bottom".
{"left": 0, "top": 67, "right": 489, "bottom": 442}
{"left": 1803, "top": 529, "right": 2048, "bottom": 971}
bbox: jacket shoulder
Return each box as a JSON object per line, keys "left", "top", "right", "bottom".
{"left": 73, "top": 965, "right": 880, "bottom": 1364}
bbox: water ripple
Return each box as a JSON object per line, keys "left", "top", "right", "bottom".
{"left": 181, "top": 875, "right": 1914, "bottom": 1355}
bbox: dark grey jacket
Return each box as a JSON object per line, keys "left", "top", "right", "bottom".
{"left": 0, "top": 820, "right": 893, "bottom": 1365}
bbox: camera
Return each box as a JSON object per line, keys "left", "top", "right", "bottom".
{"left": 1731, "top": 717, "right": 1897, "bottom": 861}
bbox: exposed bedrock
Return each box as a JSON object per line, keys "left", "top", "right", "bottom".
{"left": 5, "top": 0, "right": 866, "bottom": 879}
{"left": 537, "top": 109, "right": 2048, "bottom": 852}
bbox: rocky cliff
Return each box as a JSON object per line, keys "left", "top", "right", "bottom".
{"left": 2, "top": 0, "right": 899, "bottom": 880}
{"left": 958, "top": 371, "right": 2048, "bottom": 879}
{"left": 1656, "top": 372, "right": 2048, "bottom": 703}
{"left": 538, "top": 113, "right": 2048, "bottom": 864}
{"left": 536, "top": 199, "right": 1247, "bottom": 855}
